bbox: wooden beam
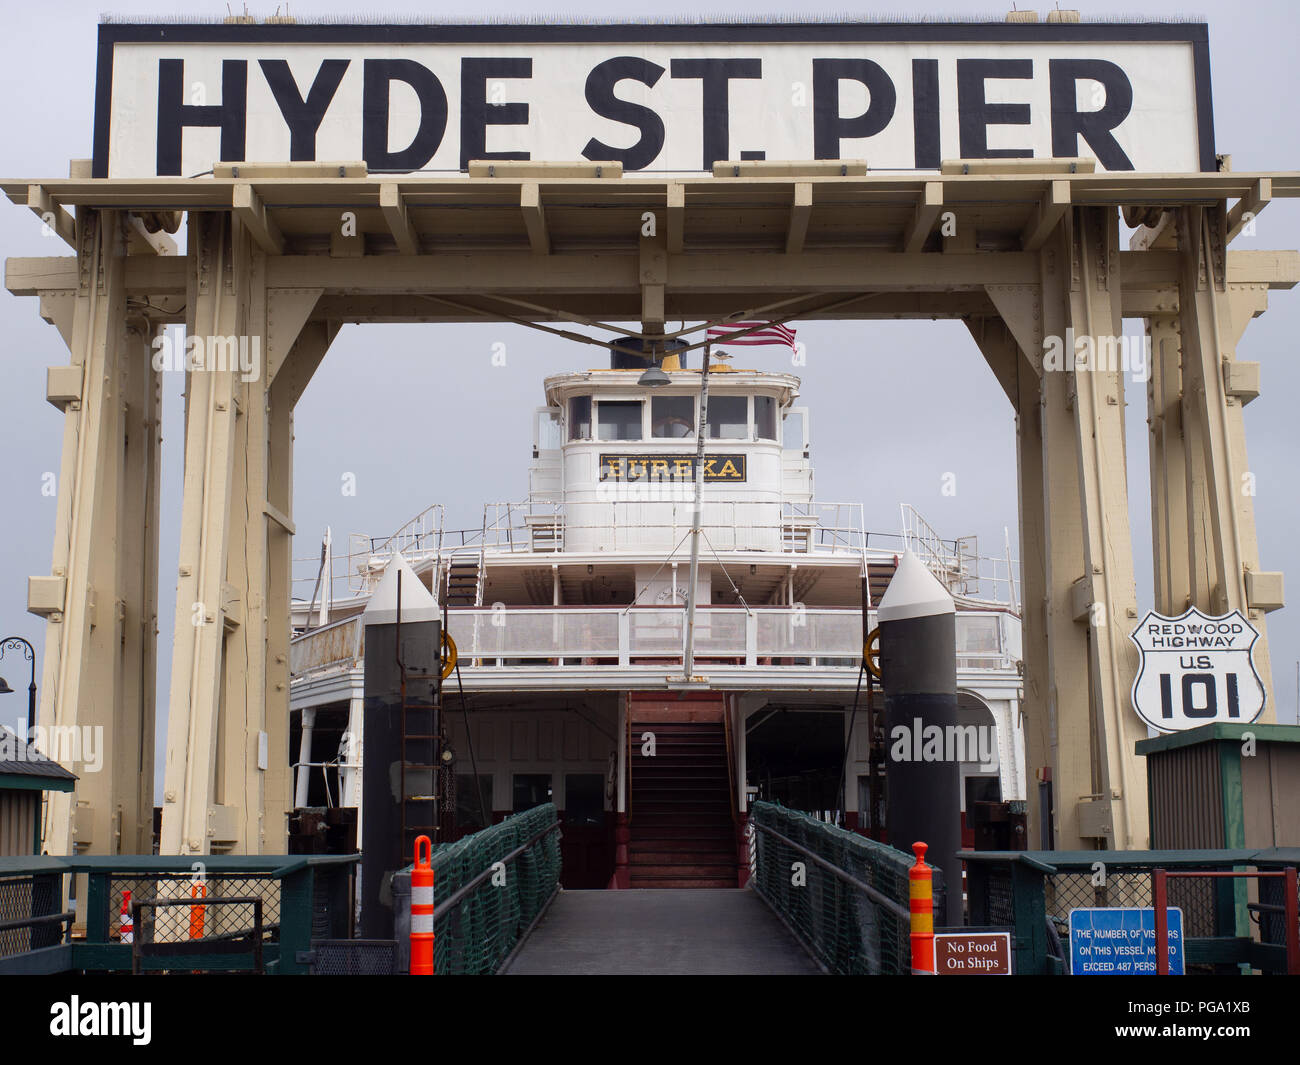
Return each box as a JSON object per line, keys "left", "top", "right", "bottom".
{"left": 521, "top": 182, "right": 550, "bottom": 255}
{"left": 666, "top": 183, "right": 684, "bottom": 254}
{"left": 310, "top": 290, "right": 1000, "bottom": 323}
{"left": 379, "top": 183, "right": 420, "bottom": 255}
{"left": 1121, "top": 249, "right": 1300, "bottom": 290}
{"left": 5, "top": 171, "right": 1299, "bottom": 222}
{"left": 785, "top": 182, "right": 812, "bottom": 255}
{"left": 263, "top": 500, "right": 296, "bottom": 536}
{"left": 902, "top": 181, "right": 943, "bottom": 253}
{"left": 232, "top": 183, "right": 284, "bottom": 255}
{"left": 262, "top": 249, "right": 1040, "bottom": 294}
{"left": 26, "top": 186, "right": 75, "bottom": 248}
{"left": 125, "top": 213, "right": 176, "bottom": 256}
{"left": 1020, "top": 180, "right": 1071, "bottom": 250}
{"left": 10, "top": 246, "right": 1289, "bottom": 312}
{"left": 1227, "top": 177, "right": 1272, "bottom": 243}
{"left": 6, "top": 256, "right": 79, "bottom": 295}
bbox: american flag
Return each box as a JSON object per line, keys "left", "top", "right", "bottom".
{"left": 705, "top": 320, "right": 797, "bottom": 351}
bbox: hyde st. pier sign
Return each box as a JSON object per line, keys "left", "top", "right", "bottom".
{"left": 92, "top": 21, "right": 1214, "bottom": 177}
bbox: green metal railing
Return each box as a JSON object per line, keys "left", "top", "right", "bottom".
{"left": 964, "top": 847, "right": 1300, "bottom": 975}
{"left": 428, "top": 803, "right": 562, "bottom": 975}
{"left": 0, "top": 853, "right": 358, "bottom": 975}
{"left": 749, "top": 802, "right": 928, "bottom": 975}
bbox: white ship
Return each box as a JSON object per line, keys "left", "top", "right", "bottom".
{"left": 287, "top": 343, "right": 1025, "bottom": 888}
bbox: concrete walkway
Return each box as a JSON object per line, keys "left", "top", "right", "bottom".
{"left": 502, "top": 888, "right": 823, "bottom": 975}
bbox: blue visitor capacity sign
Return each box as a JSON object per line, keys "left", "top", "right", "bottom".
{"left": 1068, "top": 907, "right": 1184, "bottom": 975}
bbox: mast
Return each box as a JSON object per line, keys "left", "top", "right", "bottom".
{"left": 682, "top": 344, "right": 712, "bottom": 680}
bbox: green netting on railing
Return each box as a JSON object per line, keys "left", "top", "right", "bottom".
{"left": 749, "top": 801, "right": 914, "bottom": 975}
{"left": 429, "top": 803, "right": 561, "bottom": 975}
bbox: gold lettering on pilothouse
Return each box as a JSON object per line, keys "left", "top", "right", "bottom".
{"left": 599, "top": 454, "right": 747, "bottom": 481}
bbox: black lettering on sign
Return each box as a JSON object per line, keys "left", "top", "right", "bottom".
{"left": 669, "top": 58, "right": 762, "bottom": 170}
{"left": 813, "top": 58, "right": 896, "bottom": 160}
{"left": 582, "top": 56, "right": 667, "bottom": 171}
{"left": 362, "top": 59, "right": 448, "bottom": 171}
{"left": 460, "top": 57, "right": 532, "bottom": 170}
{"left": 911, "top": 59, "right": 941, "bottom": 169}
{"left": 156, "top": 59, "right": 247, "bottom": 176}
{"left": 957, "top": 58, "right": 1033, "bottom": 159}
{"left": 1181, "top": 673, "right": 1218, "bottom": 718}
{"left": 259, "top": 59, "right": 350, "bottom": 161}
{"left": 1049, "top": 59, "right": 1134, "bottom": 171}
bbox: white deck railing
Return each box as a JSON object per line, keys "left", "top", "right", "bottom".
{"left": 290, "top": 606, "right": 1017, "bottom": 678}
{"left": 292, "top": 501, "right": 1021, "bottom": 613}
{"left": 293, "top": 499, "right": 870, "bottom": 605}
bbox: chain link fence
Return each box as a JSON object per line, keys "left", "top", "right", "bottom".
{"left": 1045, "top": 870, "right": 1217, "bottom": 938}
{"left": 0, "top": 873, "right": 62, "bottom": 956}
{"left": 110, "top": 874, "right": 281, "bottom": 945}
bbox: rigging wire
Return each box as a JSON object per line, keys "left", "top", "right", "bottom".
{"left": 836, "top": 661, "right": 868, "bottom": 825}
{"left": 445, "top": 586, "right": 490, "bottom": 830}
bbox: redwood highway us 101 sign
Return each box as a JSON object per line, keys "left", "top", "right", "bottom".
{"left": 1129, "top": 608, "right": 1265, "bottom": 733}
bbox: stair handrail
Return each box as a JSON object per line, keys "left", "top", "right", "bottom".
{"left": 625, "top": 701, "right": 634, "bottom": 828}
{"left": 723, "top": 701, "right": 739, "bottom": 830}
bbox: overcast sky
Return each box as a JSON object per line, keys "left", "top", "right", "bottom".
{"left": 0, "top": 1, "right": 1296, "bottom": 803}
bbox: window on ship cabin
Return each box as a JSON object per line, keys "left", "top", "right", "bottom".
{"left": 597, "top": 400, "right": 643, "bottom": 441}
{"left": 564, "top": 774, "right": 606, "bottom": 826}
{"left": 568, "top": 395, "right": 592, "bottom": 440}
{"left": 754, "top": 395, "right": 777, "bottom": 441}
{"left": 513, "top": 773, "right": 553, "bottom": 813}
{"left": 456, "top": 774, "right": 494, "bottom": 830}
{"left": 651, "top": 395, "right": 694, "bottom": 438}
{"left": 707, "top": 395, "right": 748, "bottom": 439}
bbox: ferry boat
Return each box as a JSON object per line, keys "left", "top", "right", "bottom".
{"left": 286, "top": 343, "right": 1026, "bottom": 889}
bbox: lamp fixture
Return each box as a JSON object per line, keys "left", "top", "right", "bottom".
{"left": 637, "top": 364, "right": 671, "bottom": 387}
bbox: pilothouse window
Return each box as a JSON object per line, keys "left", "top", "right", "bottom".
{"left": 707, "top": 395, "right": 748, "bottom": 439}
{"left": 597, "top": 400, "right": 643, "bottom": 441}
{"left": 568, "top": 396, "right": 592, "bottom": 441}
{"left": 755, "top": 395, "right": 777, "bottom": 441}
{"left": 651, "top": 395, "right": 694, "bottom": 438}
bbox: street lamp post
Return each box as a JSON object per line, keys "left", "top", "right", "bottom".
{"left": 0, "top": 636, "right": 37, "bottom": 734}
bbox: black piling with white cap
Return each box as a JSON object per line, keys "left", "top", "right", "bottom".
{"left": 878, "top": 550, "right": 962, "bottom": 926}
{"left": 360, "top": 551, "right": 441, "bottom": 940}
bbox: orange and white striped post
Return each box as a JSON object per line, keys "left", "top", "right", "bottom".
{"left": 119, "top": 889, "right": 134, "bottom": 943}
{"left": 909, "top": 842, "right": 935, "bottom": 974}
{"left": 410, "top": 835, "right": 435, "bottom": 975}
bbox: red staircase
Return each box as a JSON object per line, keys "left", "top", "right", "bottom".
{"left": 628, "top": 704, "right": 737, "bottom": 888}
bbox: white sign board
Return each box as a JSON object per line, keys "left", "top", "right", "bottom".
{"left": 1130, "top": 608, "right": 1266, "bottom": 733}
{"left": 91, "top": 22, "right": 1215, "bottom": 178}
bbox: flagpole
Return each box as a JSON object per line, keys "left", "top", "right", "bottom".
{"left": 683, "top": 342, "right": 712, "bottom": 681}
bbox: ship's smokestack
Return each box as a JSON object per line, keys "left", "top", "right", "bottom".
{"left": 609, "top": 336, "right": 689, "bottom": 371}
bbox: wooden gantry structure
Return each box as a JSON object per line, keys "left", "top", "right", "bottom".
{"left": 3, "top": 157, "right": 1296, "bottom": 855}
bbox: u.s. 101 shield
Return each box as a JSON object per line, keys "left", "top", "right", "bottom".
{"left": 1129, "top": 608, "right": 1266, "bottom": 733}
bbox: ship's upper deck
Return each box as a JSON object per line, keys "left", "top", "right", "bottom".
{"left": 289, "top": 357, "right": 1022, "bottom": 693}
